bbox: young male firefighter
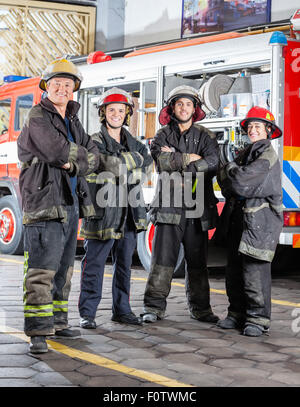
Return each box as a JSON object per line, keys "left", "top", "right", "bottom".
{"left": 142, "top": 85, "right": 219, "bottom": 323}
{"left": 78, "top": 88, "right": 152, "bottom": 328}
{"left": 17, "top": 58, "right": 99, "bottom": 353}
{"left": 217, "top": 106, "right": 283, "bottom": 337}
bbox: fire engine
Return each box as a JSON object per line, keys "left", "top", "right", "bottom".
{"left": 0, "top": 11, "right": 299, "bottom": 273}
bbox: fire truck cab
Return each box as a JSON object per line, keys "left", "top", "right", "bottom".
{"left": 0, "top": 76, "right": 41, "bottom": 254}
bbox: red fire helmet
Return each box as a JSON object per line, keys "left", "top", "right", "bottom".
{"left": 97, "top": 87, "right": 134, "bottom": 114}
{"left": 240, "top": 106, "right": 282, "bottom": 139}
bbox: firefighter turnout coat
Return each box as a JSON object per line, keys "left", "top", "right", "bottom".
{"left": 80, "top": 124, "right": 153, "bottom": 240}
{"left": 17, "top": 97, "right": 99, "bottom": 223}
{"left": 218, "top": 139, "right": 283, "bottom": 262}
{"left": 149, "top": 121, "right": 219, "bottom": 229}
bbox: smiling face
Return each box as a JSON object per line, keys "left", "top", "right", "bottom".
{"left": 247, "top": 121, "right": 269, "bottom": 143}
{"left": 105, "top": 103, "right": 127, "bottom": 129}
{"left": 173, "top": 97, "right": 195, "bottom": 124}
{"left": 46, "top": 76, "right": 75, "bottom": 107}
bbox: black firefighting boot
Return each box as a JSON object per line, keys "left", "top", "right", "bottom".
{"left": 217, "top": 315, "right": 244, "bottom": 330}
{"left": 55, "top": 328, "right": 81, "bottom": 338}
{"left": 243, "top": 323, "right": 269, "bottom": 337}
{"left": 29, "top": 336, "right": 48, "bottom": 354}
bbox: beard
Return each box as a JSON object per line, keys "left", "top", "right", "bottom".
{"left": 174, "top": 112, "right": 194, "bottom": 124}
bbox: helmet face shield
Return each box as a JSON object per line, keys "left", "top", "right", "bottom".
{"left": 39, "top": 58, "right": 83, "bottom": 92}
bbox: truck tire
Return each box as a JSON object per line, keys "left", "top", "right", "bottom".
{"left": 137, "top": 220, "right": 185, "bottom": 277}
{"left": 0, "top": 195, "right": 24, "bottom": 255}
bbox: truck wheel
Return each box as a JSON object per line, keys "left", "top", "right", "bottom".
{"left": 137, "top": 221, "right": 185, "bottom": 277}
{"left": 0, "top": 196, "right": 24, "bottom": 255}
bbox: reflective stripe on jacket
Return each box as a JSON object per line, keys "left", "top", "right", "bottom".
{"left": 149, "top": 121, "right": 219, "bottom": 230}
{"left": 80, "top": 124, "right": 153, "bottom": 240}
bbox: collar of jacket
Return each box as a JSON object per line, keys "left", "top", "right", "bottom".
{"left": 100, "top": 123, "right": 137, "bottom": 154}
{"left": 244, "top": 139, "right": 271, "bottom": 165}
{"left": 40, "top": 97, "right": 81, "bottom": 118}
{"left": 164, "top": 120, "right": 195, "bottom": 152}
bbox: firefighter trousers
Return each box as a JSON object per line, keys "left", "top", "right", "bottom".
{"left": 225, "top": 202, "right": 271, "bottom": 328}
{"left": 78, "top": 221, "right": 137, "bottom": 319}
{"left": 143, "top": 216, "right": 214, "bottom": 319}
{"left": 23, "top": 198, "right": 79, "bottom": 337}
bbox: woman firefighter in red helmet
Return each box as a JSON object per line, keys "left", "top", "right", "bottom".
{"left": 78, "top": 87, "right": 152, "bottom": 328}
{"left": 216, "top": 106, "right": 283, "bottom": 336}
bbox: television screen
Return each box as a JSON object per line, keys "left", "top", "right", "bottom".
{"left": 181, "top": 0, "right": 271, "bottom": 38}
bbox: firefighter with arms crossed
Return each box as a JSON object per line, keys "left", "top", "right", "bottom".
{"left": 78, "top": 88, "right": 152, "bottom": 328}
{"left": 217, "top": 106, "right": 283, "bottom": 336}
{"left": 18, "top": 58, "right": 99, "bottom": 353}
{"left": 142, "top": 85, "right": 219, "bottom": 324}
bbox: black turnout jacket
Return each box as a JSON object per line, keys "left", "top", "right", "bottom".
{"left": 17, "top": 98, "right": 99, "bottom": 224}
{"left": 149, "top": 120, "right": 219, "bottom": 231}
{"left": 218, "top": 139, "right": 283, "bottom": 262}
{"left": 80, "top": 124, "right": 153, "bottom": 240}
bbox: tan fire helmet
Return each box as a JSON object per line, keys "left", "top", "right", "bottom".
{"left": 39, "top": 57, "right": 83, "bottom": 92}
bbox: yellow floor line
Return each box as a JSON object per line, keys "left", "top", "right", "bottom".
{"left": 0, "top": 325, "right": 192, "bottom": 388}
{"left": 0, "top": 257, "right": 23, "bottom": 264}
{"left": 1, "top": 257, "right": 300, "bottom": 307}
{"left": 47, "top": 340, "right": 193, "bottom": 387}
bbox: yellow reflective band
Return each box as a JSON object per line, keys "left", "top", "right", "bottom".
{"left": 24, "top": 304, "right": 53, "bottom": 318}
{"left": 23, "top": 251, "right": 29, "bottom": 304}
{"left": 86, "top": 174, "right": 97, "bottom": 183}
{"left": 53, "top": 301, "right": 68, "bottom": 313}
{"left": 192, "top": 179, "right": 198, "bottom": 193}
{"left": 127, "top": 153, "right": 136, "bottom": 169}
{"left": 122, "top": 153, "right": 131, "bottom": 170}
{"left": 24, "top": 304, "right": 53, "bottom": 310}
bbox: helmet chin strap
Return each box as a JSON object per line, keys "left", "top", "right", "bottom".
{"left": 106, "top": 121, "right": 123, "bottom": 130}
{"left": 263, "top": 123, "right": 273, "bottom": 139}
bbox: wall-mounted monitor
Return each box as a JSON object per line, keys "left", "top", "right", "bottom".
{"left": 181, "top": 0, "right": 271, "bottom": 38}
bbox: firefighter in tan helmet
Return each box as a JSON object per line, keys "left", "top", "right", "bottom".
{"left": 39, "top": 57, "right": 83, "bottom": 92}
{"left": 18, "top": 57, "right": 99, "bottom": 353}
{"left": 216, "top": 106, "right": 283, "bottom": 337}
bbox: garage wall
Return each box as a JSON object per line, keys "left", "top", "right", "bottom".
{"left": 124, "top": 0, "right": 182, "bottom": 48}
{"left": 95, "top": 0, "right": 125, "bottom": 52}
{"left": 95, "top": 0, "right": 299, "bottom": 52}
{"left": 271, "top": 0, "right": 299, "bottom": 21}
